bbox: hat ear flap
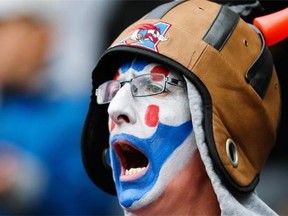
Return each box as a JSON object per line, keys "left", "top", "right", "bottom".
{"left": 81, "top": 101, "right": 117, "bottom": 195}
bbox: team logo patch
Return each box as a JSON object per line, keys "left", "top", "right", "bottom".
{"left": 117, "top": 22, "right": 171, "bottom": 52}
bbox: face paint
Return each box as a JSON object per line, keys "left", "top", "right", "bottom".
{"left": 110, "top": 120, "right": 116, "bottom": 132}
{"left": 145, "top": 105, "right": 159, "bottom": 127}
{"left": 107, "top": 58, "right": 196, "bottom": 210}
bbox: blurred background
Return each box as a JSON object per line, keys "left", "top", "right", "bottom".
{"left": 0, "top": 0, "right": 122, "bottom": 215}
{"left": 0, "top": 0, "right": 287, "bottom": 215}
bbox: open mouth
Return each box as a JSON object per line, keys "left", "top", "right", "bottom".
{"left": 114, "top": 141, "right": 149, "bottom": 181}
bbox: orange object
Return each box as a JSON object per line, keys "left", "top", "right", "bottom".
{"left": 253, "top": 7, "right": 288, "bottom": 46}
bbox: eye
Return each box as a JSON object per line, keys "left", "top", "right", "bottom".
{"left": 110, "top": 88, "right": 119, "bottom": 98}
{"left": 145, "top": 82, "right": 163, "bottom": 94}
{"left": 107, "top": 82, "right": 121, "bottom": 99}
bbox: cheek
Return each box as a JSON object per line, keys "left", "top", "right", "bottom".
{"left": 110, "top": 119, "right": 116, "bottom": 132}
{"left": 145, "top": 104, "right": 159, "bottom": 127}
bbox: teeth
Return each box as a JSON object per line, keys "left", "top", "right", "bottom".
{"left": 125, "top": 167, "right": 145, "bottom": 176}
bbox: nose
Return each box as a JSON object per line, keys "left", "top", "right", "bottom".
{"left": 108, "top": 83, "right": 136, "bottom": 125}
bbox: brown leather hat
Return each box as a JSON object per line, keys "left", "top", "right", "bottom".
{"left": 81, "top": 0, "right": 281, "bottom": 195}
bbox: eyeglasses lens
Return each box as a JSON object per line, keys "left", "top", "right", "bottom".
{"left": 132, "top": 74, "right": 165, "bottom": 96}
{"left": 97, "top": 81, "right": 121, "bottom": 104}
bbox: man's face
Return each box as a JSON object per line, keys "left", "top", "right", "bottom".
{"left": 107, "top": 58, "right": 196, "bottom": 210}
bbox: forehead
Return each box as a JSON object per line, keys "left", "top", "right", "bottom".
{"left": 115, "top": 57, "right": 181, "bottom": 80}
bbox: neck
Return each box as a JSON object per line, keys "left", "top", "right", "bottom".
{"left": 124, "top": 150, "right": 220, "bottom": 216}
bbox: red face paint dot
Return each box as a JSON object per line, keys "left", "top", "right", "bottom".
{"left": 151, "top": 65, "right": 169, "bottom": 77}
{"left": 145, "top": 104, "right": 159, "bottom": 127}
{"left": 113, "top": 71, "right": 120, "bottom": 80}
{"left": 110, "top": 120, "right": 116, "bottom": 131}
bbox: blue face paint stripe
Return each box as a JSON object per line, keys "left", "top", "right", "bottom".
{"left": 120, "top": 61, "right": 132, "bottom": 73}
{"left": 110, "top": 120, "right": 193, "bottom": 208}
{"left": 119, "top": 59, "right": 151, "bottom": 74}
{"left": 132, "top": 59, "right": 150, "bottom": 72}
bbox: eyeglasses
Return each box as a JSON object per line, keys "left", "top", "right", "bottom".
{"left": 96, "top": 73, "right": 186, "bottom": 104}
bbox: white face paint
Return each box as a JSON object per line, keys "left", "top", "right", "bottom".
{"left": 107, "top": 58, "right": 197, "bottom": 211}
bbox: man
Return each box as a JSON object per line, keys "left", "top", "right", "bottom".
{"left": 82, "top": 0, "right": 281, "bottom": 215}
